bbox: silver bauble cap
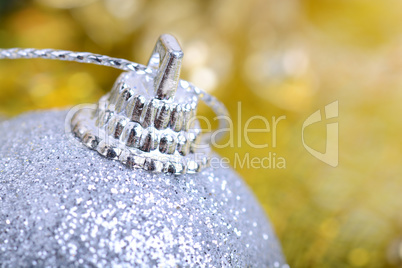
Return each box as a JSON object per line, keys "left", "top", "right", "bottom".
{"left": 69, "top": 35, "right": 215, "bottom": 175}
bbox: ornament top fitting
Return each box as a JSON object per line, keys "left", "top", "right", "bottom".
{"left": 0, "top": 34, "right": 229, "bottom": 175}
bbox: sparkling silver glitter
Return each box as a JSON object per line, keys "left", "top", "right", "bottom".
{"left": 0, "top": 110, "right": 287, "bottom": 267}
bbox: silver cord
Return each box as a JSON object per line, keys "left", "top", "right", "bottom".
{"left": 0, "top": 48, "right": 145, "bottom": 72}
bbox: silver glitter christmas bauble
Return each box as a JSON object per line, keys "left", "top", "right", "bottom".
{"left": 0, "top": 34, "right": 287, "bottom": 267}
{"left": 0, "top": 110, "right": 286, "bottom": 267}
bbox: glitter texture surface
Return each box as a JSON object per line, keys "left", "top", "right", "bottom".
{"left": 0, "top": 110, "right": 286, "bottom": 267}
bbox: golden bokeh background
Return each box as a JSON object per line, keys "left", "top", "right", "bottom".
{"left": 1, "top": 0, "right": 402, "bottom": 267}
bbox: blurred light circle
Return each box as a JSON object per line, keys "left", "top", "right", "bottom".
{"left": 104, "top": 0, "right": 143, "bottom": 19}
{"left": 190, "top": 67, "right": 217, "bottom": 93}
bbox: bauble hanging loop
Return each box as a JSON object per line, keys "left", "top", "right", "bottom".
{"left": 147, "top": 34, "right": 184, "bottom": 101}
